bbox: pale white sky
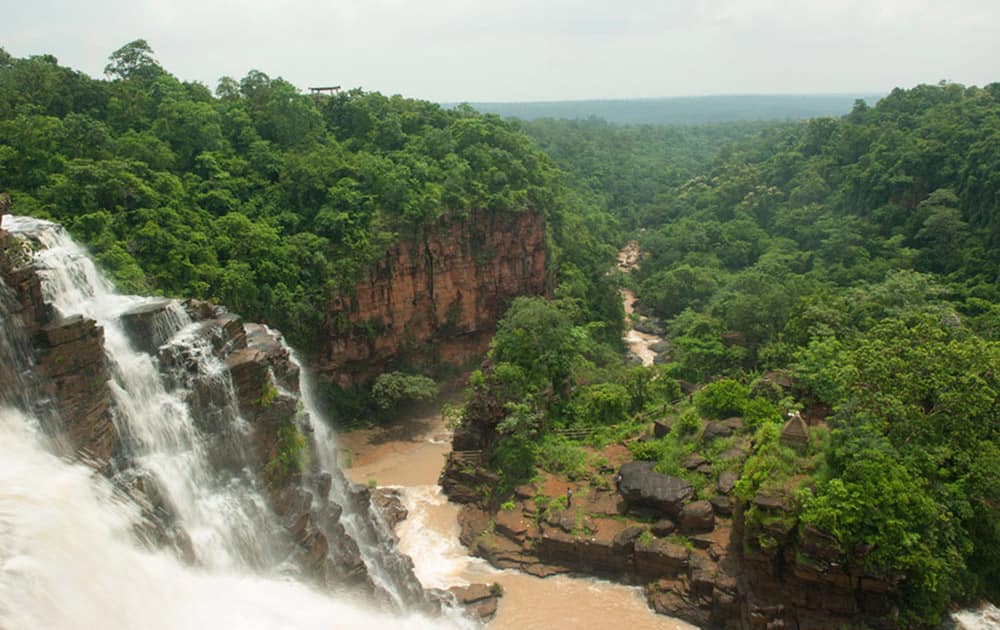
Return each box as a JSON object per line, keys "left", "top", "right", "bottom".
{"left": 5, "top": 0, "right": 1000, "bottom": 102}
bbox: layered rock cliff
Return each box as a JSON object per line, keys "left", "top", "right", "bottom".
{"left": 318, "top": 209, "right": 550, "bottom": 386}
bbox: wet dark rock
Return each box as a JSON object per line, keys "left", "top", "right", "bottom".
{"left": 371, "top": 487, "right": 409, "bottom": 531}
{"left": 448, "top": 584, "right": 499, "bottom": 621}
{"left": 649, "top": 340, "right": 671, "bottom": 354}
{"left": 118, "top": 299, "right": 178, "bottom": 354}
{"left": 245, "top": 323, "right": 299, "bottom": 392}
{"left": 634, "top": 318, "right": 666, "bottom": 336}
{"left": 35, "top": 315, "right": 114, "bottom": 463}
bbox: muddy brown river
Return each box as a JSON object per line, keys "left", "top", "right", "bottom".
{"left": 338, "top": 415, "right": 694, "bottom": 630}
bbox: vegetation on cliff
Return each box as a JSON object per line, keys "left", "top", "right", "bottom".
{"left": 459, "top": 83, "right": 1000, "bottom": 625}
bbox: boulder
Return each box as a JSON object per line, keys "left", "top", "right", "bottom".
{"left": 649, "top": 340, "right": 671, "bottom": 354}
{"left": 448, "top": 583, "right": 492, "bottom": 603}
{"left": 754, "top": 492, "right": 793, "bottom": 513}
{"left": 710, "top": 495, "right": 733, "bottom": 517}
{"left": 702, "top": 421, "right": 733, "bottom": 442}
{"left": 683, "top": 453, "right": 708, "bottom": 470}
{"left": 633, "top": 318, "right": 666, "bottom": 336}
{"left": 653, "top": 419, "right": 670, "bottom": 438}
{"left": 118, "top": 299, "right": 182, "bottom": 354}
{"left": 722, "top": 416, "right": 745, "bottom": 432}
{"left": 371, "top": 487, "right": 409, "bottom": 530}
{"left": 618, "top": 461, "right": 693, "bottom": 517}
{"left": 651, "top": 519, "right": 676, "bottom": 537}
{"left": 717, "top": 471, "right": 738, "bottom": 495}
{"left": 612, "top": 525, "right": 645, "bottom": 551}
{"left": 679, "top": 500, "right": 715, "bottom": 533}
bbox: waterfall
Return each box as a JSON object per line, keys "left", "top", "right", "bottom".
{"left": 5, "top": 216, "right": 283, "bottom": 570}
{"left": 0, "top": 215, "right": 464, "bottom": 629}
{"left": 288, "top": 344, "right": 429, "bottom": 609}
{"left": 0, "top": 408, "right": 444, "bottom": 630}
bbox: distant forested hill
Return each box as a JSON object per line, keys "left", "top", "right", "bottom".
{"left": 449, "top": 93, "right": 885, "bottom": 125}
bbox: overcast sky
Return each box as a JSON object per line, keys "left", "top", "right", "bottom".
{"left": 6, "top": 0, "right": 1000, "bottom": 102}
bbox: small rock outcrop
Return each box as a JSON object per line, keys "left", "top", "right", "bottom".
{"left": 447, "top": 584, "right": 500, "bottom": 622}
{"left": 618, "top": 460, "right": 693, "bottom": 517}
{"left": 1, "top": 226, "right": 115, "bottom": 466}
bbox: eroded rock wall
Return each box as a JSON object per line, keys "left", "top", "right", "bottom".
{"left": 319, "top": 209, "right": 550, "bottom": 385}
{"left": 1, "top": 226, "right": 115, "bottom": 465}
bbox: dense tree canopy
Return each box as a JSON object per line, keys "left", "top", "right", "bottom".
{"left": 465, "top": 82, "right": 1000, "bottom": 625}
{"left": 0, "top": 42, "right": 596, "bottom": 347}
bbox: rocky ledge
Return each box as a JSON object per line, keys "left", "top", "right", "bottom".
{"left": 441, "top": 421, "right": 897, "bottom": 630}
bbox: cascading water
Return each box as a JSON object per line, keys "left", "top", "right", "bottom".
{"left": 0, "top": 215, "right": 464, "bottom": 629}
{"left": 5, "top": 216, "right": 284, "bottom": 570}
{"left": 0, "top": 408, "right": 446, "bottom": 630}
{"left": 289, "top": 344, "right": 429, "bottom": 609}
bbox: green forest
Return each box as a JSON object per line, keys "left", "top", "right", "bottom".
{"left": 458, "top": 84, "right": 1000, "bottom": 625}
{"left": 0, "top": 40, "right": 606, "bottom": 347}
{"left": 3, "top": 41, "right": 999, "bottom": 626}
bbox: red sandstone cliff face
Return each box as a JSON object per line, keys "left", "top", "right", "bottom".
{"left": 319, "top": 209, "right": 550, "bottom": 386}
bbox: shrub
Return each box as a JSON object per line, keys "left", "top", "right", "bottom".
{"left": 263, "top": 425, "right": 308, "bottom": 486}
{"left": 568, "top": 382, "right": 630, "bottom": 425}
{"left": 743, "top": 396, "right": 782, "bottom": 427}
{"left": 371, "top": 371, "right": 439, "bottom": 410}
{"left": 694, "top": 378, "right": 748, "bottom": 419}
{"left": 537, "top": 434, "right": 588, "bottom": 480}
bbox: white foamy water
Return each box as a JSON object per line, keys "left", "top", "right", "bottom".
{"left": 949, "top": 603, "right": 1000, "bottom": 629}
{"left": 0, "top": 408, "right": 450, "bottom": 630}
{"left": 397, "top": 485, "right": 491, "bottom": 588}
